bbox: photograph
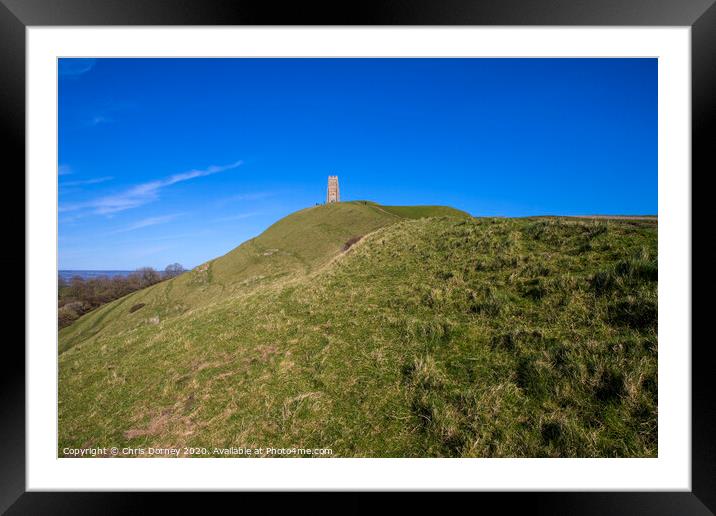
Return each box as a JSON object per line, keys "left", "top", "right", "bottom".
{"left": 57, "top": 57, "right": 658, "bottom": 459}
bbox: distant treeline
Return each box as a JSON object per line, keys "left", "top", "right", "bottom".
{"left": 58, "top": 263, "right": 185, "bottom": 329}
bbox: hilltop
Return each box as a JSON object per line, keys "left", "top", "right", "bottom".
{"left": 58, "top": 202, "right": 657, "bottom": 457}
{"left": 59, "top": 201, "right": 470, "bottom": 353}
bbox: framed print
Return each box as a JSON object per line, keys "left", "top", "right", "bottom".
{"left": 3, "top": 0, "right": 712, "bottom": 512}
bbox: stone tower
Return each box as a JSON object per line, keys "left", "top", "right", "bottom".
{"left": 326, "top": 175, "right": 340, "bottom": 203}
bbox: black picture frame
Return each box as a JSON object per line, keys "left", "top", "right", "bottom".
{"left": 3, "top": 0, "right": 710, "bottom": 513}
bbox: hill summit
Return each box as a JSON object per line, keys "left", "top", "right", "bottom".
{"left": 59, "top": 202, "right": 657, "bottom": 457}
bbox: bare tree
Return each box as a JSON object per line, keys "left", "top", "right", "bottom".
{"left": 164, "top": 263, "right": 185, "bottom": 279}
{"left": 58, "top": 265, "right": 174, "bottom": 328}
{"left": 136, "top": 267, "right": 161, "bottom": 287}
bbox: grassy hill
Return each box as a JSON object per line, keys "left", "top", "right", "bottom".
{"left": 58, "top": 202, "right": 657, "bottom": 457}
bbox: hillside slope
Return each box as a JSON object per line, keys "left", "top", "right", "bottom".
{"left": 58, "top": 205, "right": 657, "bottom": 457}
{"left": 59, "top": 202, "right": 465, "bottom": 354}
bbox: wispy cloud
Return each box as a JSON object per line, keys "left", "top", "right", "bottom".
{"left": 58, "top": 164, "right": 72, "bottom": 176}
{"left": 85, "top": 100, "right": 135, "bottom": 128}
{"left": 59, "top": 59, "right": 97, "bottom": 77}
{"left": 88, "top": 115, "right": 111, "bottom": 126}
{"left": 61, "top": 176, "right": 113, "bottom": 187}
{"left": 60, "top": 160, "right": 243, "bottom": 215}
{"left": 213, "top": 211, "right": 260, "bottom": 222}
{"left": 112, "top": 213, "right": 182, "bottom": 234}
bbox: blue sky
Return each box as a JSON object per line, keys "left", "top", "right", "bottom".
{"left": 59, "top": 58, "right": 657, "bottom": 270}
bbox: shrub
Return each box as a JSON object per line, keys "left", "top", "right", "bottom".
{"left": 58, "top": 307, "right": 77, "bottom": 328}
{"left": 58, "top": 301, "right": 87, "bottom": 328}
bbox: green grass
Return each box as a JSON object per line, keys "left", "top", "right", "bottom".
{"left": 58, "top": 204, "right": 657, "bottom": 457}
{"left": 374, "top": 204, "right": 472, "bottom": 220}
